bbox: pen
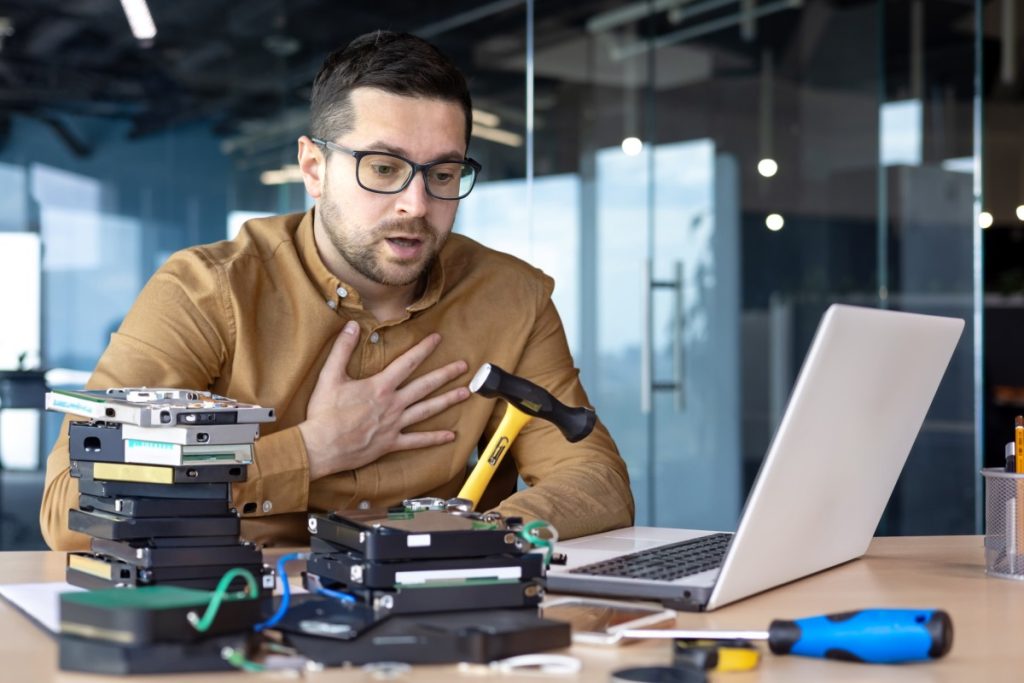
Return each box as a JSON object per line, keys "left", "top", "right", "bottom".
{"left": 1015, "top": 416, "right": 1024, "bottom": 574}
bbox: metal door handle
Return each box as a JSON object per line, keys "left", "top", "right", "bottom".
{"left": 641, "top": 259, "right": 685, "bottom": 413}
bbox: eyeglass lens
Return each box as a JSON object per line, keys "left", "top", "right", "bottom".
{"left": 357, "top": 153, "right": 476, "bottom": 199}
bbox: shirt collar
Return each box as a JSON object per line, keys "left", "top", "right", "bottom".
{"left": 297, "top": 208, "right": 446, "bottom": 313}
{"left": 409, "top": 257, "right": 445, "bottom": 312}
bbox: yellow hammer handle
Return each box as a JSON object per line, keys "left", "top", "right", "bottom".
{"left": 458, "top": 403, "right": 533, "bottom": 509}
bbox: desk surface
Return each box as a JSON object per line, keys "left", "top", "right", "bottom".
{"left": 1, "top": 535, "right": 1019, "bottom": 682}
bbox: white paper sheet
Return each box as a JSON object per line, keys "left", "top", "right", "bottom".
{"left": 0, "top": 582, "right": 85, "bottom": 634}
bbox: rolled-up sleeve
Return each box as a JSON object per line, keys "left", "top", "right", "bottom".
{"left": 39, "top": 250, "right": 310, "bottom": 549}
{"left": 494, "top": 297, "right": 635, "bottom": 538}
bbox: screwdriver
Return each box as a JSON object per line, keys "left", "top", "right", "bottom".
{"left": 617, "top": 608, "right": 953, "bottom": 664}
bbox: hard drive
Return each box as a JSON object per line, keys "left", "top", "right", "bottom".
{"left": 77, "top": 477, "right": 231, "bottom": 501}
{"left": 306, "top": 546, "right": 544, "bottom": 589}
{"left": 90, "top": 537, "right": 262, "bottom": 568}
{"left": 121, "top": 438, "right": 254, "bottom": 467}
{"left": 70, "top": 459, "right": 247, "bottom": 484}
{"left": 68, "top": 421, "right": 125, "bottom": 462}
{"left": 306, "top": 573, "right": 545, "bottom": 615}
{"left": 102, "top": 534, "right": 243, "bottom": 549}
{"left": 78, "top": 493, "right": 232, "bottom": 518}
{"left": 66, "top": 552, "right": 140, "bottom": 589}
{"left": 58, "top": 633, "right": 251, "bottom": 675}
{"left": 60, "top": 584, "right": 263, "bottom": 644}
{"left": 69, "top": 507, "right": 240, "bottom": 541}
{"left": 280, "top": 605, "right": 570, "bottom": 666}
{"left": 46, "top": 388, "right": 275, "bottom": 427}
{"left": 66, "top": 552, "right": 265, "bottom": 591}
{"left": 66, "top": 567, "right": 268, "bottom": 593}
{"left": 121, "top": 421, "right": 260, "bottom": 446}
{"left": 308, "top": 509, "right": 529, "bottom": 561}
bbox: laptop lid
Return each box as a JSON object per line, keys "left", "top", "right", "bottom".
{"left": 709, "top": 304, "right": 963, "bottom": 608}
{"left": 548, "top": 304, "right": 963, "bottom": 611}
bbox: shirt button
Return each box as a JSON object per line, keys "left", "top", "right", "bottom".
{"left": 262, "top": 500, "right": 273, "bottom": 513}
{"left": 336, "top": 286, "right": 348, "bottom": 298}
{"left": 326, "top": 299, "right": 337, "bottom": 310}
{"left": 358, "top": 500, "right": 371, "bottom": 510}
{"left": 369, "top": 332, "right": 380, "bottom": 344}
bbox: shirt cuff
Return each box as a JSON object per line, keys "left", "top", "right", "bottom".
{"left": 232, "top": 426, "right": 310, "bottom": 517}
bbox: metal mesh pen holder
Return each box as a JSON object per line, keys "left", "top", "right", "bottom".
{"left": 982, "top": 468, "right": 1024, "bottom": 579}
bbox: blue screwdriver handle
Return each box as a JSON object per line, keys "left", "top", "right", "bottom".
{"left": 767, "top": 609, "right": 953, "bottom": 664}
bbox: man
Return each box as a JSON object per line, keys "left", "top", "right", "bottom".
{"left": 40, "top": 30, "right": 634, "bottom": 550}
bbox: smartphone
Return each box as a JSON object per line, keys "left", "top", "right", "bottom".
{"left": 540, "top": 597, "right": 676, "bottom": 646}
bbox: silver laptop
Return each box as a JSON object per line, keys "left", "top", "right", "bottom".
{"left": 545, "top": 304, "right": 963, "bottom": 611}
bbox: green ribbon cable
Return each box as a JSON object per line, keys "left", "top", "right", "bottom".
{"left": 519, "top": 519, "right": 558, "bottom": 566}
{"left": 222, "top": 646, "right": 266, "bottom": 672}
{"left": 187, "top": 567, "right": 259, "bottom": 633}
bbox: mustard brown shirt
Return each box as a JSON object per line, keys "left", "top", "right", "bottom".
{"left": 40, "top": 210, "right": 634, "bottom": 550}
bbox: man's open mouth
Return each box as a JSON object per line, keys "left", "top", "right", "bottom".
{"left": 386, "top": 237, "right": 422, "bottom": 247}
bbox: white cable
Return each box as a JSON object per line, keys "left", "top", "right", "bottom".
{"left": 492, "top": 654, "right": 582, "bottom": 675}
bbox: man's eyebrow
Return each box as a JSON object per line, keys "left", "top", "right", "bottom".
{"left": 362, "top": 140, "right": 465, "bottom": 162}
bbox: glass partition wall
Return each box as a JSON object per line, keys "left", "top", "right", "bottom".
{"left": 450, "top": 0, "right": 981, "bottom": 534}
{"left": 0, "top": 0, "right": 984, "bottom": 547}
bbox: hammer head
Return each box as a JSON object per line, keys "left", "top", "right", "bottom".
{"left": 469, "top": 363, "right": 596, "bottom": 443}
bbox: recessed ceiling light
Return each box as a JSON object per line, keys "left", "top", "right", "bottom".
{"left": 621, "top": 137, "right": 643, "bottom": 156}
{"left": 119, "top": 0, "right": 156, "bottom": 41}
{"left": 757, "top": 158, "right": 778, "bottom": 177}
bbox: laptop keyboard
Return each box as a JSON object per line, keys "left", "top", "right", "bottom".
{"left": 568, "top": 532, "right": 733, "bottom": 582}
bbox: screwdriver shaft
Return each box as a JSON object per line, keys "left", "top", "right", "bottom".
{"left": 617, "top": 629, "right": 769, "bottom": 641}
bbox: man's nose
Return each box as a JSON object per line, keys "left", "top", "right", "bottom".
{"left": 394, "top": 170, "right": 430, "bottom": 217}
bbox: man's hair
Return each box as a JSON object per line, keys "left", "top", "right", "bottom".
{"left": 310, "top": 31, "right": 472, "bottom": 149}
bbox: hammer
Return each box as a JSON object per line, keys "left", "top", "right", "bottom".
{"left": 457, "top": 363, "right": 596, "bottom": 509}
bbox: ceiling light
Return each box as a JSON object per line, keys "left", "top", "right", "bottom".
{"left": 120, "top": 0, "right": 156, "bottom": 41}
{"left": 621, "top": 137, "right": 643, "bottom": 156}
{"left": 757, "top": 158, "right": 778, "bottom": 177}
{"left": 472, "top": 108, "right": 500, "bottom": 127}
{"left": 1016, "top": 205, "right": 1024, "bottom": 222}
{"left": 765, "top": 213, "right": 784, "bottom": 232}
{"left": 978, "top": 211, "right": 993, "bottom": 229}
{"left": 471, "top": 126, "right": 523, "bottom": 147}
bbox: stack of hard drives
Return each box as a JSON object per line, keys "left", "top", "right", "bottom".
{"left": 277, "top": 502, "right": 571, "bottom": 665}
{"left": 304, "top": 505, "right": 545, "bottom": 615}
{"left": 45, "top": 389, "right": 572, "bottom": 672}
{"left": 46, "top": 388, "right": 278, "bottom": 675}
{"left": 58, "top": 585, "right": 262, "bottom": 676}
{"left": 45, "top": 388, "right": 277, "bottom": 593}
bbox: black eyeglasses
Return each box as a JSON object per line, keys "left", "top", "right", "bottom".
{"left": 311, "top": 138, "right": 482, "bottom": 200}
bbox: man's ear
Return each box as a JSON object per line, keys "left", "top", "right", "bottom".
{"left": 297, "top": 136, "right": 325, "bottom": 200}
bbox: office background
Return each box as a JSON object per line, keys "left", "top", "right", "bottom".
{"left": 0, "top": 0, "right": 1017, "bottom": 549}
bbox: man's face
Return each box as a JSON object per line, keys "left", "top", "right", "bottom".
{"left": 315, "top": 88, "right": 466, "bottom": 288}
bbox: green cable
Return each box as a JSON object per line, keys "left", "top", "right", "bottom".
{"left": 221, "top": 646, "right": 266, "bottom": 672}
{"left": 187, "top": 567, "right": 260, "bottom": 633}
{"left": 519, "top": 519, "right": 556, "bottom": 566}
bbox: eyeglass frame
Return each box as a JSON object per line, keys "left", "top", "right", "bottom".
{"left": 310, "top": 137, "right": 482, "bottom": 200}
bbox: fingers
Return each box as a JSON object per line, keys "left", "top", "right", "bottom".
{"left": 396, "top": 359, "right": 468, "bottom": 405}
{"left": 399, "top": 386, "right": 471, "bottom": 429}
{"left": 379, "top": 333, "right": 443, "bottom": 386}
{"left": 393, "top": 429, "right": 458, "bottom": 453}
{"left": 317, "top": 321, "right": 360, "bottom": 385}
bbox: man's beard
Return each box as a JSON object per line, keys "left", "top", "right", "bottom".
{"left": 319, "top": 194, "right": 448, "bottom": 288}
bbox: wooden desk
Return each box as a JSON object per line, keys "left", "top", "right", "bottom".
{"left": 1, "top": 536, "right": 1019, "bottom": 682}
